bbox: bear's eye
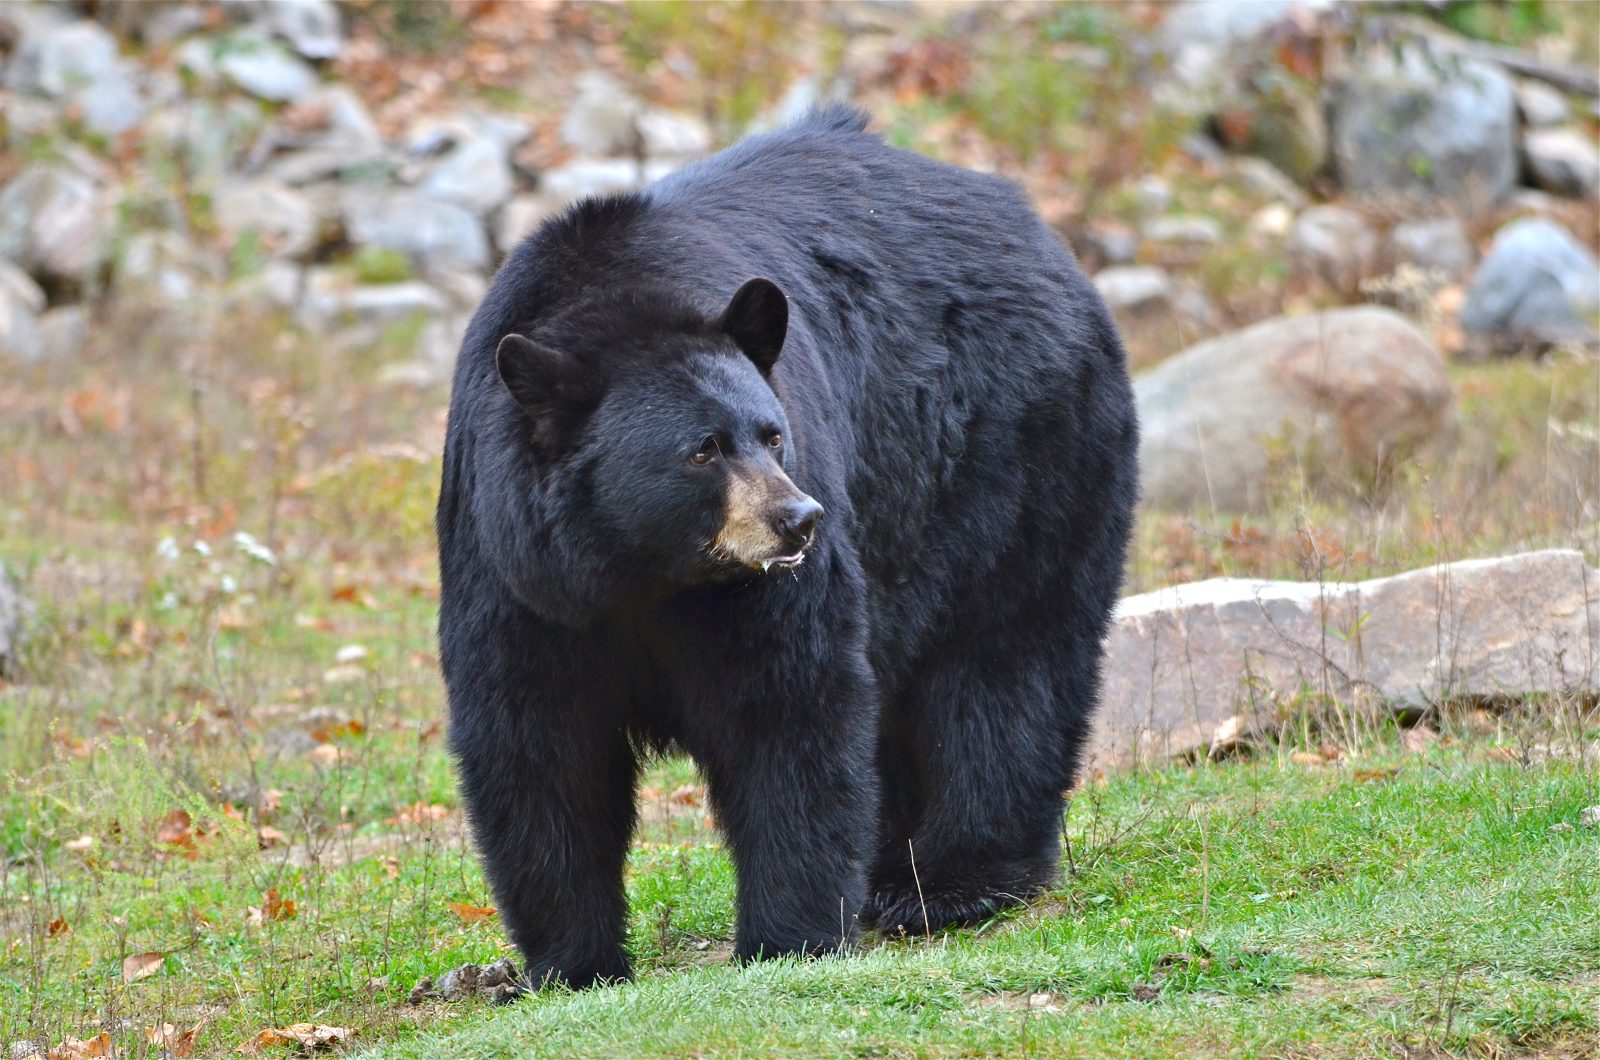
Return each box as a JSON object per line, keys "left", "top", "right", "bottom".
{"left": 689, "top": 438, "right": 718, "bottom": 466}
{"left": 766, "top": 432, "right": 783, "bottom": 449}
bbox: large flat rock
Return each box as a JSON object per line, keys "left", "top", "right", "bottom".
{"left": 1089, "top": 551, "right": 1599, "bottom": 771}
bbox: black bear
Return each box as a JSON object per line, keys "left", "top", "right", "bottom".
{"left": 436, "top": 106, "right": 1138, "bottom": 991}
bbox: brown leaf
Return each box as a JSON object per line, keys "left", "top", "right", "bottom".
{"left": 155, "top": 808, "right": 193, "bottom": 846}
{"left": 668, "top": 784, "right": 702, "bottom": 807}
{"left": 122, "top": 951, "right": 165, "bottom": 983}
{"left": 1353, "top": 767, "right": 1400, "bottom": 784}
{"left": 447, "top": 901, "right": 497, "bottom": 923}
{"left": 146, "top": 1021, "right": 205, "bottom": 1057}
{"left": 260, "top": 887, "right": 297, "bottom": 922}
{"left": 47, "top": 917, "right": 69, "bottom": 938}
{"left": 1401, "top": 727, "right": 1438, "bottom": 754}
{"left": 46, "top": 1033, "right": 112, "bottom": 1059}
{"left": 387, "top": 802, "right": 449, "bottom": 826}
{"left": 257, "top": 825, "right": 287, "bottom": 849}
{"left": 237, "top": 1023, "right": 353, "bottom": 1054}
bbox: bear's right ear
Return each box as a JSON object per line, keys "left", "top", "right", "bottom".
{"left": 496, "top": 333, "right": 572, "bottom": 430}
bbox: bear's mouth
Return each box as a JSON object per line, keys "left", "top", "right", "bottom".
{"left": 757, "top": 551, "right": 806, "bottom": 572}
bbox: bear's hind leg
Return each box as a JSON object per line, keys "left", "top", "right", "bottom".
{"left": 865, "top": 623, "right": 1102, "bottom": 935}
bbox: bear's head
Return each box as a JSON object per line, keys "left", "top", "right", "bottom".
{"left": 495, "top": 278, "right": 823, "bottom": 589}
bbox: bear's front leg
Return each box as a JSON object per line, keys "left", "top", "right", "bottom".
{"left": 445, "top": 616, "right": 637, "bottom": 992}
{"left": 674, "top": 572, "right": 880, "bottom": 962}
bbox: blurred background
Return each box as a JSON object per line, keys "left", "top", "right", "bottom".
{"left": 0, "top": 1, "right": 1597, "bottom": 1056}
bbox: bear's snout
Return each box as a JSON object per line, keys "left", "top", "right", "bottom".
{"left": 775, "top": 497, "right": 824, "bottom": 551}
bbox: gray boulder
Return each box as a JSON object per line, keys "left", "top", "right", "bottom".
{"left": 1137, "top": 307, "right": 1455, "bottom": 511}
{"left": 297, "top": 268, "right": 449, "bottom": 332}
{"left": 339, "top": 188, "right": 490, "bottom": 276}
{"left": 1460, "top": 218, "right": 1599, "bottom": 348}
{"left": 1288, "top": 205, "right": 1378, "bottom": 290}
{"left": 1090, "top": 551, "right": 1600, "bottom": 770}
{"left": 0, "top": 260, "right": 46, "bottom": 363}
{"left": 258, "top": 0, "right": 343, "bottom": 60}
{"left": 1389, "top": 217, "right": 1475, "bottom": 279}
{"left": 215, "top": 180, "right": 318, "bottom": 259}
{"left": 0, "top": 165, "right": 108, "bottom": 285}
{"left": 6, "top": 19, "right": 147, "bottom": 135}
{"left": 219, "top": 33, "right": 319, "bottom": 102}
{"left": 538, "top": 158, "right": 677, "bottom": 206}
{"left": 1522, "top": 128, "right": 1600, "bottom": 199}
{"left": 1331, "top": 47, "right": 1517, "bottom": 205}
{"left": 1515, "top": 79, "right": 1570, "bottom": 128}
{"left": 495, "top": 194, "right": 563, "bottom": 255}
{"left": 418, "top": 136, "right": 515, "bottom": 216}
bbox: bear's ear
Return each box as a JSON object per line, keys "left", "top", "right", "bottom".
{"left": 496, "top": 333, "right": 572, "bottom": 428}
{"left": 719, "top": 277, "right": 788, "bottom": 375}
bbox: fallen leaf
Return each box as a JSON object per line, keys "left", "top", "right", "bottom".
{"left": 1289, "top": 751, "right": 1323, "bottom": 767}
{"left": 47, "top": 917, "right": 69, "bottom": 938}
{"left": 1401, "top": 727, "right": 1438, "bottom": 754}
{"left": 1580, "top": 805, "right": 1600, "bottom": 828}
{"left": 45, "top": 1032, "right": 112, "bottom": 1059}
{"left": 378, "top": 855, "right": 399, "bottom": 880}
{"left": 64, "top": 835, "right": 95, "bottom": 852}
{"left": 237, "top": 1023, "right": 353, "bottom": 1054}
{"left": 388, "top": 802, "right": 449, "bottom": 826}
{"left": 1353, "top": 768, "right": 1400, "bottom": 784}
{"left": 447, "top": 901, "right": 496, "bottom": 923}
{"left": 257, "top": 825, "right": 287, "bottom": 849}
{"left": 669, "top": 784, "right": 702, "bottom": 807}
{"left": 307, "top": 743, "right": 345, "bottom": 767}
{"left": 122, "top": 951, "right": 165, "bottom": 983}
{"left": 263, "top": 887, "right": 297, "bottom": 922}
{"left": 155, "top": 809, "right": 194, "bottom": 846}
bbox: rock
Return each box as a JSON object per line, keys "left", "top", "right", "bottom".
{"left": 418, "top": 136, "right": 515, "bottom": 216}
{"left": 338, "top": 188, "right": 490, "bottom": 276}
{"left": 1522, "top": 127, "right": 1600, "bottom": 199}
{"left": 538, "top": 158, "right": 676, "bottom": 205}
{"left": 1081, "top": 224, "right": 1138, "bottom": 267}
{"left": 495, "top": 194, "right": 563, "bottom": 254}
{"left": 1515, "top": 79, "right": 1570, "bottom": 128}
{"left": 0, "top": 165, "right": 108, "bottom": 285}
{"left": 1095, "top": 266, "right": 1217, "bottom": 369}
{"left": 1230, "top": 156, "right": 1309, "bottom": 209}
{"left": 636, "top": 108, "right": 713, "bottom": 159}
{"left": 1460, "top": 218, "right": 1599, "bottom": 349}
{"left": 6, "top": 19, "right": 146, "bottom": 135}
{"left": 227, "top": 259, "right": 303, "bottom": 315}
{"left": 215, "top": 180, "right": 318, "bottom": 259}
{"left": 1248, "top": 202, "right": 1295, "bottom": 239}
{"left": 0, "top": 260, "right": 46, "bottom": 363}
{"left": 561, "top": 72, "right": 643, "bottom": 156}
{"left": 1136, "top": 306, "right": 1455, "bottom": 511}
{"left": 1331, "top": 46, "right": 1517, "bottom": 206}
{"left": 258, "top": 85, "right": 389, "bottom": 185}
{"left": 1156, "top": 1, "right": 1332, "bottom": 103}
{"left": 410, "top": 958, "right": 520, "bottom": 1004}
{"left": 37, "top": 305, "right": 88, "bottom": 362}
{"left": 1094, "top": 266, "right": 1174, "bottom": 313}
{"left": 146, "top": 97, "right": 268, "bottom": 192}
{"left": 217, "top": 33, "right": 319, "bottom": 103}
{"left": 297, "top": 268, "right": 448, "bottom": 332}
{"left": 0, "top": 564, "right": 27, "bottom": 676}
{"left": 1142, "top": 215, "right": 1223, "bottom": 246}
{"left": 1288, "top": 205, "right": 1378, "bottom": 290}
{"left": 1089, "top": 551, "right": 1600, "bottom": 770}
{"left": 259, "top": 0, "right": 343, "bottom": 60}
{"left": 1389, "top": 217, "right": 1475, "bottom": 279}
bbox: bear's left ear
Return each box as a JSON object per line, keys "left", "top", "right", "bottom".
{"left": 719, "top": 277, "right": 788, "bottom": 375}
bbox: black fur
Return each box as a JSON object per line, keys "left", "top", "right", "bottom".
{"left": 436, "top": 105, "right": 1139, "bottom": 990}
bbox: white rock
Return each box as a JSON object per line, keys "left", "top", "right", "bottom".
{"left": 339, "top": 187, "right": 490, "bottom": 275}
{"left": 1137, "top": 306, "right": 1455, "bottom": 510}
{"left": 1142, "top": 215, "right": 1223, "bottom": 245}
{"left": 0, "top": 259, "right": 46, "bottom": 363}
{"left": 1288, "top": 205, "right": 1378, "bottom": 289}
{"left": 1090, "top": 551, "right": 1600, "bottom": 770}
{"left": 538, "top": 158, "right": 676, "bottom": 204}
{"left": 218, "top": 33, "right": 319, "bottom": 103}
{"left": 1522, "top": 127, "right": 1600, "bottom": 200}
{"left": 1515, "top": 79, "right": 1570, "bottom": 128}
{"left": 215, "top": 180, "right": 318, "bottom": 259}
{"left": 1094, "top": 266, "right": 1175, "bottom": 312}
{"left": 561, "top": 71, "right": 642, "bottom": 156}
{"left": 297, "top": 268, "right": 448, "bottom": 331}
{"left": 0, "top": 165, "right": 108, "bottom": 284}
{"left": 636, "top": 108, "right": 712, "bottom": 159}
{"left": 418, "top": 136, "right": 515, "bottom": 216}
{"left": 5, "top": 20, "right": 145, "bottom": 136}
{"left": 260, "top": 0, "right": 343, "bottom": 60}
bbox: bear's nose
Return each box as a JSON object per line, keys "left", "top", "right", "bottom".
{"left": 776, "top": 497, "right": 824, "bottom": 549}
